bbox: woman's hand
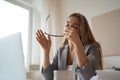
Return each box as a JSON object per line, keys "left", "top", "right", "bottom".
{"left": 36, "top": 29, "right": 51, "bottom": 69}
{"left": 36, "top": 29, "right": 51, "bottom": 54}
{"left": 64, "top": 26, "right": 87, "bottom": 67}
{"left": 64, "top": 26, "right": 80, "bottom": 45}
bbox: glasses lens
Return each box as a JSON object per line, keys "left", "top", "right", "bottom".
{"left": 45, "top": 15, "right": 63, "bottom": 37}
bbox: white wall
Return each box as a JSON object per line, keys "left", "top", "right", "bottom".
{"left": 57, "top": 0, "right": 120, "bottom": 28}
{"left": 92, "top": 9, "right": 120, "bottom": 56}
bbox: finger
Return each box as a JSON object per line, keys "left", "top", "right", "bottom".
{"left": 36, "top": 32, "right": 40, "bottom": 39}
{"left": 36, "top": 36, "right": 40, "bottom": 43}
{"left": 64, "top": 31, "right": 69, "bottom": 36}
{"left": 36, "top": 30, "right": 42, "bottom": 38}
{"left": 64, "top": 26, "right": 73, "bottom": 30}
{"left": 48, "top": 35, "right": 50, "bottom": 40}
{"left": 36, "top": 31, "right": 43, "bottom": 39}
{"left": 64, "top": 27, "right": 70, "bottom": 32}
{"left": 48, "top": 36, "right": 51, "bottom": 46}
{"left": 64, "top": 30, "right": 70, "bottom": 38}
{"left": 39, "top": 29, "right": 46, "bottom": 38}
{"left": 64, "top": 28, "right": 71, "bottom": 36}
{"left": 64, "top": 27, "right": 73, "bottom": 34}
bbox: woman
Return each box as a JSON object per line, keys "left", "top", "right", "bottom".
{"left": 36, "top": 13, "right": 102, "bottom": 80}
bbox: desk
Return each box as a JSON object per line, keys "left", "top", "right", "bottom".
{"left": 27, "top": 71, "right": 41, "bottom": 80}
{"left": 94, "top": 70, "right": 120, "bottom": 80}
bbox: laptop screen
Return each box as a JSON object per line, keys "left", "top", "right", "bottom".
{"left": 0, "top": 32, "right": 26, "bottom": 80}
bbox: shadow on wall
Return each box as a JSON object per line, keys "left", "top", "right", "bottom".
{"left": 92, "top": 8, "right": 120, "bottom": 57}
{"left": 92, "top": 9, "right": 120, "bottom": 69}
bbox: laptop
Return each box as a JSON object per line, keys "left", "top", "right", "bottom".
{"left": 96, "top": 70, "right": 120, "bottom": 80}
{"left": 0, "top": 32, "right": 27, "bottom": 80}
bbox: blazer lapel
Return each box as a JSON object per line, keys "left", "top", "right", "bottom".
{"left": 72, "top": 55, "right": 77, "bottom": 70}
{"left": 60, "top": 45, "right": 69, "bottom": 70}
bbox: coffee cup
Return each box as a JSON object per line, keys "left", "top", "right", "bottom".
{"left": 54, "top": 70, "right": 78, "bottom": 80}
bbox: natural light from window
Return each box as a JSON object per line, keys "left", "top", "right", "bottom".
{"left": 0, "top": 0, "right": 29, "bottom": 67}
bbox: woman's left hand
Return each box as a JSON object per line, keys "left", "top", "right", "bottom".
{"left": 64, "top": 26, "right": 87, "bottom": 67}
{"left": 64, "top": 26, "right": 81, "bottom": 45}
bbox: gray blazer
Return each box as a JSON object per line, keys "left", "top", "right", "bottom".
{"left": 41, "top": 42, "right": 102, "bottom": 80}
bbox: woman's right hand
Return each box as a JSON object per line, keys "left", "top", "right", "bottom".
{"left": 36, "top": 29, "right": 51, "bottom": 54}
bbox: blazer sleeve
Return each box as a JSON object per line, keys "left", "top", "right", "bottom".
{"left": 76, "top": 42, "right": 102, "bottom": 80}
{"left": 41, "top": 49, "right": 59, "bottom": 80}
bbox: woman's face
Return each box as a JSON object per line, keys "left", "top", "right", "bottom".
{"left": 66, "top": 16, "right": 81, "bottom": 32}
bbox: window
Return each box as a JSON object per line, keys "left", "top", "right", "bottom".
{"left": 0, "top": 0, "right": 32, "bottom": 68}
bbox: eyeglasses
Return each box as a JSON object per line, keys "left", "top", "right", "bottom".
{"left": 44, "top": 15, "right": 64, "bottom": 37}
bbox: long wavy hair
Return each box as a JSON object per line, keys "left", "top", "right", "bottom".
{"left": 63, "top": 13, "right": 96, "bottom": 45}
{"left": 62, "top": 13, "right": 103, "bottom": 69}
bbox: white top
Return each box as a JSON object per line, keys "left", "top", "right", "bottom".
{"left": 67, "top": 65, "right": 73, "bottom": 70}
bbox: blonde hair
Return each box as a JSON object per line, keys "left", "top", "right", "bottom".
{"left": 63, "top": 13, "right": 96, "bottom": 45}
{"left": 62, "top": 13, "right": 103, "bottom": 69}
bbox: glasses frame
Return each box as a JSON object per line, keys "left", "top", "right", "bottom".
{"left": 44, "top": 15, "right": 64, "bottom": 37}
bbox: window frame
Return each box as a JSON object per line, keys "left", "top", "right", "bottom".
{"left": 5, "top": 0, "right": 33, "bottom": 71}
